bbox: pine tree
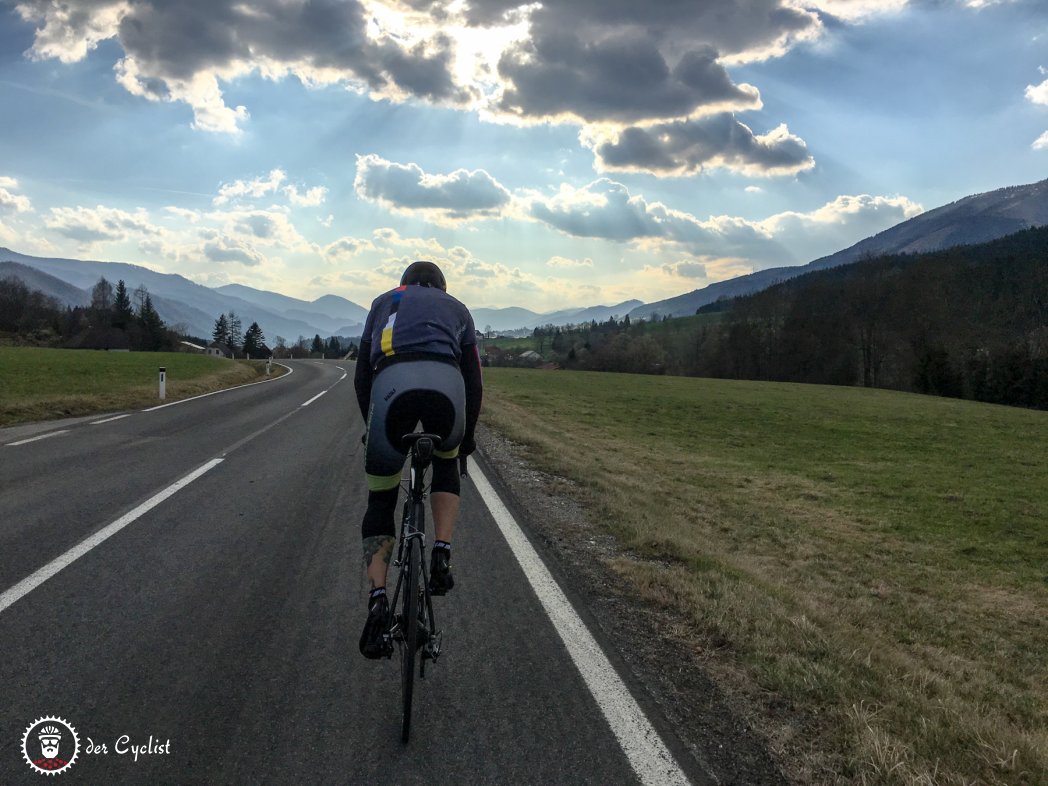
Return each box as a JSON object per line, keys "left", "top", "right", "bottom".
{"left": 112, "top": 280, "right": 133, "bottom": 330}
{"left": 138, "top": 293, "right": 166, "bottom": 351}
{"left": 311, "top": 334, "right": 324, "bottom": 355}
{"left": 212, "top": 313, "right": 230, "bottom": 346}
{"left": 242, "top": 322, "right": 264, "bottom": 357}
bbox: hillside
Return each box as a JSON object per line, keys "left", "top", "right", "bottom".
{"left": 630, "top": 177, "right": 1048, "bottom": 320}
{"left": 0, "top": 248, "right": 362, "bottom": 340}
{"left": 0, "top": 262, "right": 90, "bottom": 307}
{"left": 472, "top": 300, "right": 642, "bottom": 333}
{"left": 701, "top": 225, "right": 1048, "bottom": 407}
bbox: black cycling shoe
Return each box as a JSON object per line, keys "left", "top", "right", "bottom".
{"left": 429, "top": 548, "right": 454, "bottom": 596}
{"left": 359, "top": 594, "right": 393, "bottom": 659}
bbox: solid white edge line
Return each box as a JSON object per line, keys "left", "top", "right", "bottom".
{"left": 0, "top": 458, "right": 224, "bottom": 615}
{"left": 301, "top": 390, "right": 327, "bottom": 407}
{"left": 470, "top": 464, "right": 692, "bottom": 786}
{"left": 91, "top": 414, "right": 131, "bottom": 425}
{"left": 6, "top": 430, "right": 70, "bottom": 447}
{"left": 142, "top": 363, "right": 294, "bottom": 412}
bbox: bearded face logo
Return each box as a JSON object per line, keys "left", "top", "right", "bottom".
{"left": 39, "top": 727, "right": 62, "bottom": 759}
{"left": 22, "top": 717, "right": 79, "bottom": 775}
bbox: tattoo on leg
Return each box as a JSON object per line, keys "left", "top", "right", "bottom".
{"left": 362, "top": 535, "right": 394, "bottom": 568}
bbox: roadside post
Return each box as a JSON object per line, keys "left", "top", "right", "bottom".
{"left": 159, "top": 367, "right": 166, "bottom": 401}
{"left": 266, "top": 358, "right": 272, "bottom": 375}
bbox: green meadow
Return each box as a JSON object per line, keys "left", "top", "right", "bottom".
{"left": 0, "top": 347, "right": 281, "bottom": 426}
{"left": 483, "top": 368, "right": 1048, "bottom": 785}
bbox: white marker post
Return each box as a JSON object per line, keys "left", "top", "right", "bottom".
{"left": 158, "top": 367, "right": 166, "bottom": 401}
{"left": 266, "top": 358, "right": 272, "bottom": 375}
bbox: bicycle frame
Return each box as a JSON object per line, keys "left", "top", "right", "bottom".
{"left": 384, "top": 433, "right": 443, "bottom": 743}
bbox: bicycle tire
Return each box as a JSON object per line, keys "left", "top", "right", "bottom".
{"left": 400, "top": 535, "right": 420, "bottom": 743}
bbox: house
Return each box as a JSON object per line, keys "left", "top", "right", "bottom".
{"left": 179, "top": 340, "right": 207, "bottom": 353}
{"left": 518, "top": 350, "right": 543, "bottom": 365}
{"left": 207, "top": 341, "right": 232, "bottom": 358}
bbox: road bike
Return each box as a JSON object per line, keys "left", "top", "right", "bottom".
{"left": 384, "top": 432, "right": 444, "bottom": 743}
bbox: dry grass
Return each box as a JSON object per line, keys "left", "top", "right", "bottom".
{"left": 481, "top": 368, "right": 1048, "bottom": 785}
{"left": 0, "top": 347, "right": 284, "bottom": 426}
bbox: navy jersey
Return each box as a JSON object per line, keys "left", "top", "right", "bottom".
{"left": 362, "top": 284, "right": 477, "bottom": 369}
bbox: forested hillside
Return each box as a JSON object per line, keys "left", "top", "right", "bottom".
{"left": 507, "top": 226, "right": 1048, "bottom": 410}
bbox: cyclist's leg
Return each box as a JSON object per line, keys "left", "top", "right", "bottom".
{"left": 361, "top": 369, "right": 413, "bottom": 590}
{"left": 430, "top": 459, "right": 461, "bottom": 543}
{"left": 417, "top": 362, "right": 465, "bottom": 593}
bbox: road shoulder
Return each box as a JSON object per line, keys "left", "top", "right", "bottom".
{"left": 476, "top": 422, "right": 789, "bottom": 785}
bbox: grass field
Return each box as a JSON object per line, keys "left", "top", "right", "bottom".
{"left": 482, "top": 368, "right": 1048, "bottom": 785}
{"left": 0, "top": 347, "right": 283, "bottom": 426}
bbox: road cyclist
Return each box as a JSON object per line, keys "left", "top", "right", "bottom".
{"left": 353, "top": 260, "right": 483, "bottom": 664}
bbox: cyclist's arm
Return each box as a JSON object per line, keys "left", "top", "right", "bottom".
{"left": 354, "top": 338, "right": 373, "bottom": 422}
{"left": 459, "top": 343, "right": 483, "bottom": 454}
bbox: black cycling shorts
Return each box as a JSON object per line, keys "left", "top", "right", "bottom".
{"left": 364, "top": 359, "right": 465, "bottom": 491}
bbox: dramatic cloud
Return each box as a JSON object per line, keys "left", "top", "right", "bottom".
{"left": 45, "top": 204, "right": 162, "bottom": 244}
{"left": 0, "top": 177, "right": 32, "bottom": 213}
{"left": 16, "top": 0, "right": 471, "bottom": 135}
{"left": 496, "top": 38, "right": 761, "bottom": 126}
{"left": 11, "top": 0, "right": 825, "bottom": 141}
{"left": 583, "top": 115, "right": 815, "bottom": 176}
{"left": 354, "top": 154, "right": 512, "bottom": 222}
{"left": 528, "top": 179, "right": 774, "bottom": 254}
{"left": 528, "top": 178, "right": 922, "bottom": 265}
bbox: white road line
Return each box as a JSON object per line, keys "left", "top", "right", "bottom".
{"left": 471, "top": 464, "right": 693, "bottom": 786}
{"left": 301, "top": 390, "right": 327, "bottom": 407}
{"left": 0, "top": 458, "right": 223, "bottom": 615}
{"left": 142, "top": 363, "right": 294, "bottom": 412}
{"left": 91, "top": 414, "right": 131, "bottom": 425}
{"left": 5, "top": 430, "right": 70, "bottom": 447}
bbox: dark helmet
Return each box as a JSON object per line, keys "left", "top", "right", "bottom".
{"left": 400, "top": 260, "right": 446, "bottom": 291}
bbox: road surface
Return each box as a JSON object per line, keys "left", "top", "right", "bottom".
{"left": 0, "top": 360, "right": 707, "bottom": 784}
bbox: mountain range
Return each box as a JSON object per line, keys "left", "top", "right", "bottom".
{"left": 3, "top": 176, "right": 1047, "bottom": 339}
{"left": 628, "top": 177, "right": 1048, "bottom": 321}
{"left": 0, "top": 248, "right": 369, "bottom": 341}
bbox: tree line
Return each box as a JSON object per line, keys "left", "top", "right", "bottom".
{"left": 699, "top": 226, "right": 1048, "bottom": 409}
{"left": 494, "top": 225, "right": 1048, "bottom": 411}
{"left": 1, "top": 275, "right": 177, "bottom": 351}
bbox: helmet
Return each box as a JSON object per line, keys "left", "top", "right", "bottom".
{"left": 400, "top": 260, "right": 446, "bottom": 291}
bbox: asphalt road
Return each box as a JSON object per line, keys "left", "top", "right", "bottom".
{"left": 0, "top": 360, "right": 705, "bottom": 785}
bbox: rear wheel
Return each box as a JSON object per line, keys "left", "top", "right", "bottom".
{"left": 400, "top": 537, "right": 420, "bottom": 743}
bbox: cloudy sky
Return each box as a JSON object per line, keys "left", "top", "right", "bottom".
{"left": 0, "top": 0, "right": 1045, "bottom": 312}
